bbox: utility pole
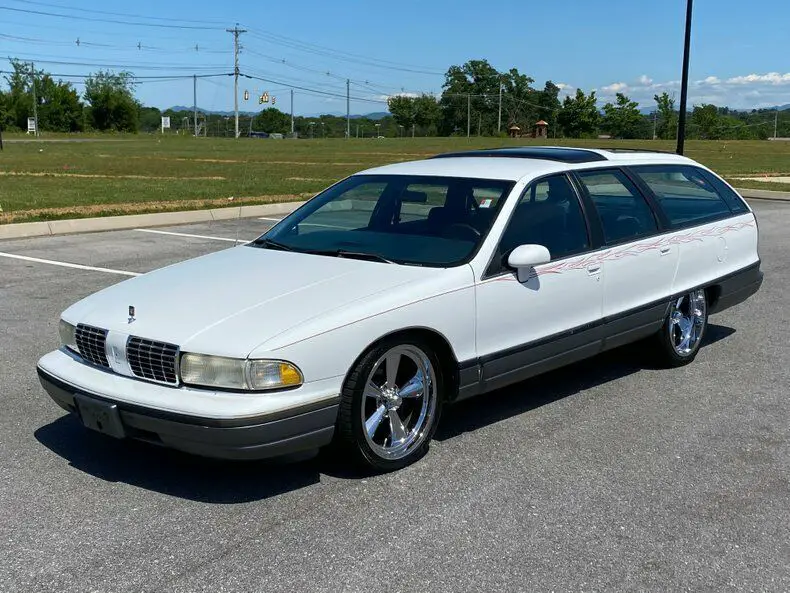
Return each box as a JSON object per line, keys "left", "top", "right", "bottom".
{"left": 346, "top": 79, "right": 350, "bottom": 139}
{"left": 653, "top": 110, "right": 657, "bottom": 140}
{"left": 467, "top": 93, "right": 471, "bottom": 139}
{"left": 30, "top": 62, "right": 39, "bottom": 137}
{"left": 676, "top": 0, "right": 693, "bottom": 155}
{"left": 193, "top": 74, "right": 198, "bottom": 137}
{"left": 497, "top": 81, "right": 503, "bottom": 134}
{"left": 290, "top": 89, "right": 294, "bottom": 135}
{"left": 226, "top": 24, "right": 247, "bottom": 139}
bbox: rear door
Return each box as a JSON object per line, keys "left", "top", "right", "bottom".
{"left": 573, "top": 168, "right": 678, "bottom": 347}
{"left": 629, "top": 164, "right": 757, "bottom": 294}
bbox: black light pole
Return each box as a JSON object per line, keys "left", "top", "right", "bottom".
{"left": 676, "top": 0, "right": 693, "bottom": 155}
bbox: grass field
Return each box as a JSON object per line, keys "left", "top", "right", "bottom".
{"left": 1, "top": 135, "right": 789, "bottom": 224}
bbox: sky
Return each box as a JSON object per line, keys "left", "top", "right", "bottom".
{"left": 1, "top": 0, "right": 789, "bottom": 115}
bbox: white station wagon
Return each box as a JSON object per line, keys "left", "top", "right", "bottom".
{"left": 38, "top": 147, "right": 763, "bottom": 471}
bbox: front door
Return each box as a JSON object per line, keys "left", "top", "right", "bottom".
{"left": 474, "top": 173, "right": 605, "bottom": 392}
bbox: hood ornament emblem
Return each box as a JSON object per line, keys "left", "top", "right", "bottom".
{"left": 128, "top": 305, "right": 136, "bottom": 324}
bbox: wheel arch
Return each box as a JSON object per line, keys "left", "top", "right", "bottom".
{"left": 343, "top": 326, "right": 460, "bottom": 402}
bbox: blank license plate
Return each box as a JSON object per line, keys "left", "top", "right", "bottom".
{"left": 74, "top": 394, "right": 126, "bottom": 439}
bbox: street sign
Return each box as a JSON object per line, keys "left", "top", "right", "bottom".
{"left": 161, "top": 116, "right": 171, "bottom": 134}
{"left": 27, "top": 117, "right": 37, "bottom": 134}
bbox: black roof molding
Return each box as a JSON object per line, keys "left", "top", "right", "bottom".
{"left": 432, "top": 147, "right": 609, "bottom": 164}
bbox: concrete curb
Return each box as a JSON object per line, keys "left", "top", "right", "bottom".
{"left": 0, "top": 201, "right": 306, "bottom": 241}
{"left": 735, "top": 188, "right": 790, "bottom": 202}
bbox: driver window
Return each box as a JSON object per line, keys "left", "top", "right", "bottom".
{"left": 299, "top": 181, "right": 385, "bottom": 234}
{"left": 491, "top": 174, "right": 589, "bottom": 275}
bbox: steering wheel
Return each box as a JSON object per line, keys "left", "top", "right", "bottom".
{"left": 443, "top": 223, "right": 482, "bottom": 242}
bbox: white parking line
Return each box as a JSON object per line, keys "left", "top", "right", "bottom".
{"left": 0, "top": 252, "right": 141, "bottom": 276}
{"left": 258, "top": 217, "right": 283, "bottom": 222}
{"left": 134, "top": 228, "right": 252, "bottom": 243}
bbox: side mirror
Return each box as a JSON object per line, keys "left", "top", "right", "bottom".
{"left": 507, "top": 244, "right": 550, "bottom": 282}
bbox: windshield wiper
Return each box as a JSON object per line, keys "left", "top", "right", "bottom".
{"left": 308, "top": 249, "right": 394, "bottom": 264}
{"left": 252, "top": 237, "right": 294, "bottom": 251}
{"left": 337, "top": 250, "right": 394, "bottom": 263}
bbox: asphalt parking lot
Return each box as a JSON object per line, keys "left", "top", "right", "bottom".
{"left": 1, "top": 202, "right": 788, "bottom": 592}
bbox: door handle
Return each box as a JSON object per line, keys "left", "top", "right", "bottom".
{"left": 586, "top": 264, "right": 601, "bottom": 275}
{"left": 660, "top": 247, "right": 671, "bottom": 255}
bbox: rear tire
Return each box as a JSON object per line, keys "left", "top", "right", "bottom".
{"left": 335, "top": 337, "right": 444, "bottom": 473}
{"left": 650, "top": 289, "right": 708, "bottom": 368}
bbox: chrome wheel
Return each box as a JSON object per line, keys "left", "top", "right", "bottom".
{"left": 667, "top": 289, "right": 707, "bottom": 356}
{"left": 361, "top": 345, "right": 438, "bottom": 461}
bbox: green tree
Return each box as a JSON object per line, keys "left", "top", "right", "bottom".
{"left": 500, "top": 68, "right": 537, "bottom": 132}
{"left": 557, "top": 89, "right": 600, "bottom": 138}
{"left": 535, "top": 81, "right": 561, "bottom": 134}
{"left": 413, "top": 94, "right": 440, "bottom": 133}
{"left": 139, "top": 106, "right": 162, "bottom": 133}
{"left": 83, "top": 70, "right": 140, "bottom": 132}
{"left": 602, "top": 93, "right": 643, "bottom": 139}
{"left": 252, "top": 107, "right": 291, "bottom": 134}
{"left": 387, "top": 95, "right": 416, "bottom": 130}
{"left": 654, "top": 92, "right": 677, "bottom": 139}
{"left": 439, "top": 59, "right": 501, "bottom": 135}
{"left": 691, "top": 104, "right": 720, "bottom": 139}
{"left": 3, "top": 59, "right": 37, "bottom": 130}
{"left": 36, "top": 75, "right": 84, "bottom": 132}
{"left": 1, "top": 59, "right": 83, "bottom": 132}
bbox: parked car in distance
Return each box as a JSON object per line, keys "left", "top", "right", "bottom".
{"left": 38, "top": 146, "right": 763, "bottom": 471}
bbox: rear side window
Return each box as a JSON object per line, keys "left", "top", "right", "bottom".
{"left": 576, "top": 169, "right": 658, "bottom": 244}
{"left": 632, "top": 165, "right": 733, "bottom": 228}
{"left": 697, "top": 169, "right": 749, "bottom": 214}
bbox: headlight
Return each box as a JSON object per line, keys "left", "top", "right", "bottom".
{"left": 59, "top": 319, "right": 78, "bottom": 352}
{"left": 180, "top": 353, "right": 303, "bottom": 391}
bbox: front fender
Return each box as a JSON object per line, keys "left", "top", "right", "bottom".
{"left": 250, "top": 266, "right": 477, "bottom": 383}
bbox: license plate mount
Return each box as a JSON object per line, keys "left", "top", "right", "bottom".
{"left": 74, "top": 394, "right": 126, "bottom": 439}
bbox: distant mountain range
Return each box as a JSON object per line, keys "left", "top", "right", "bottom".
{"left": 165, "top": 106, "right": 390, "bottom": 119}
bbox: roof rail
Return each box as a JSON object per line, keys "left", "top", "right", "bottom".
{"left": 594, "top": 147, "right": 675, "bottom": 154}
{"left": 432, "top": 147, "right": 608, "bottom": 164}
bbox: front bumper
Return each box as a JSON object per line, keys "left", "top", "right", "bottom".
{"left": 37, "top": 366, "right": 339, "bottom": 461}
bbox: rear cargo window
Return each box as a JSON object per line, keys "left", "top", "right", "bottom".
{"left": 632, "top": 165, "right": 733, "bottom": 228}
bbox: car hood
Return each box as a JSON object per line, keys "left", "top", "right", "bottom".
{"left": 63, "top": 246, "right": 433, "bottom": 357}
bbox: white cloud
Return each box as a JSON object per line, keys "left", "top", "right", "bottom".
{"left": 638, "top": 75, "right": 653, "bottom": 85}
{"left": 556, "top": 83, "right": 574, "bottom": 90}
{"left": 726, "top": 72, "right": 790, "bottom": 85}
{"left": 601, "top": 82, "right": 628, "bottom": 93}
{"left": 700, "top": 76, "right": 721, "bottom": 85}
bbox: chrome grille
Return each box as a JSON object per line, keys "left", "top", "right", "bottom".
{"left": 127, "top": 337, "right": 179, "bottom": 385}
{"left": 75, "top": 324, "right": 109, "bottom": 368}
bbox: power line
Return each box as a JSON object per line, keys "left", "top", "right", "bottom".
{"left": 7, "top": 0, "right": 227, "bottom": 25}
{"left": 240, "top": 72, "right": 387, "bottom": 104}
{"left": 0, "top": 70, "right": 233, "bottom": 81}
{"left": 0, "top": 5, "right": 223, "bottom": 30}
{"left": 0, "top": 32, "right": 225, "bottom": 53}
{"left": 245, "top": 29, "right": 444, "bottom": 76}
{"left": 5, "top": 56, "right": 231, "bottom": 70}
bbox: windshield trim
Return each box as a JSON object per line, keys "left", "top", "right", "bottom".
{"left": 250, "top": 173, "right": 517, "bottom": 269}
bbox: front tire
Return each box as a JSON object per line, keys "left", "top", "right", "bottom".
{"left": 336, "top": 337, "right": 443, "bottom": 472}
{"left": 650, "top": 289, "right": 708, "bottom": 367}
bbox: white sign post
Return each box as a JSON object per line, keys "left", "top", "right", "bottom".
{"left": 161, "top": 116, "right": 171, "bottom": 134}
{"left": 27, "top": 117, "right": 37, "bottom": 135}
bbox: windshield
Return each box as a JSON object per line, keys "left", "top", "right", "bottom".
{"left": 251, "top": 174, "right": 515, "bottom": 267}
